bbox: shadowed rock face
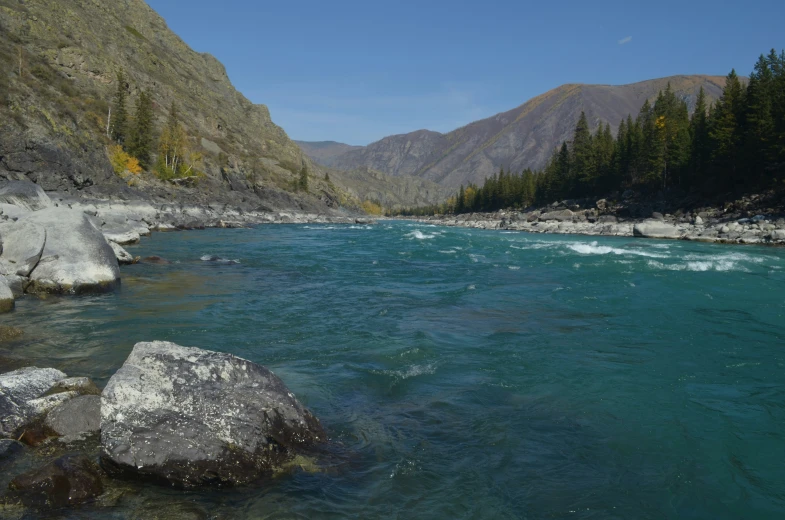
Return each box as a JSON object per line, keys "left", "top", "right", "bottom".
{"left": 0, "top": 181, "right": 52, "bottom": 211}
{"left": 100, "top": 341, "right": 325, "bottom": 488}
{"left": 305, "top": 76, "right": 728, "bottom": 191}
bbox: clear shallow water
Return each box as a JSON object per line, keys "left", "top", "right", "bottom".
{"left": 2, "top": 222, "right": 785, "bottom": 519}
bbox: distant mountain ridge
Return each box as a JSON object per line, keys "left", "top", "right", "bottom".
{"left": 298, "top": 75, "right": 728, "bottom": 191}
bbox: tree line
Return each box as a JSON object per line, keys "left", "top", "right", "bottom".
{"left": 394, "top": 49, "right": 785, "bottom": 216}
{"left": 109, "top": 70, "right": 201, "bottom": 180}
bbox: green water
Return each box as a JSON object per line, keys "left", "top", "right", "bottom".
{"left": 2, "top": 222, "right": 785, "bottom": 519}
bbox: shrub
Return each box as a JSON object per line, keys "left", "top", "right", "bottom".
{"left": 109, "top": 145, "right": 142, "bottom": 175}
{"left": 361, "top": 200, "right": 383, "bottom": 216}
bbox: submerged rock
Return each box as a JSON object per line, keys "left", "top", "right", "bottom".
{"left": 23, "top": 208, "right": 121, "bottom": 294}
{"left": 0, "top": 326, "right": 23, "bottom": 342}
{"left": 200, "top": 255, "right": 239, "bottom": 265}
{"left": 8, "top": 454, "right": 104, "bottom": 508}
{"left": 0, "top": 439, "right": 24, "bottom": 466}
{"left": 0, "top": 181, "right": 52, "bottom": 212}
{"left": 141, "top": 256, "right": 170, "bottom": 265}
{"left": 100, "top": 341, "right": 324, "bottom": 487}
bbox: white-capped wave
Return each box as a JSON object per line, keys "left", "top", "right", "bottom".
{"left": 405, "top": 230, "right": 436, "bottom": 240}
{"left": 439, "top": 250, "right": 458, "bottom": 254}
{"left": 646, "top": 259, "right": 748, "bottom": 272}
{"left": 567, "top": 241, "right": 668, "bottom": 258}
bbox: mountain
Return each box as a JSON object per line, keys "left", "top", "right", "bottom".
{"left": 295, "top": 141, "right": 363, "bottom": 164}
{"left": 0, "top": 0, "right": 365, "bottom": 212}
{"left": 325, "top": 166, "right": 450, "bottom": 210}
{"left": 307, "top": 76, "right": 728, "bottom": 191}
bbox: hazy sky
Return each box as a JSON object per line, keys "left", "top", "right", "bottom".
{"left": 146, "top": 0, "right": 784, "bottom": 145}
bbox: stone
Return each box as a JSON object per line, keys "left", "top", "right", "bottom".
{"left": 109, "top": 241, "right": 136, "bottom": 265}
{"left": 0, "top": 181, "right": 52, "bottom": 211}
{"left": 0, "top": 221, "right": 46, "bottom": 276}
{"left": 539, "top": 209, "right": 574, "bottom": 222}
{"left": 103, "top": 230, "right": 141, "bottom": 246}
{"left": 100, "top": 341, "right": 325, "bottom": 487}
{"left": 0, "top": 326, "right": 23, "bottom": 342}
{"left": 651, "top": 212, "right": 665, "bottom": 221}
{"left": 0, "top": 367, "right": 67, "bottom": 437}
{"left": 770, "top": 230, "right": 785, "bottom": 241}
{"left": 46, "top": 377, "right": 101, "bottom": 397}
{"left": 8, "top": 454, "right": 104, "bottom": 508}
{"left": 720, "top": 225, "right": 730, "bottom": 233}
{"left": 633, "top": 221, "right": 681, "bottom": 239}
{"left": 45, "top": 395, "right": 101, "bottom": 437}
{"left": 0, "top": 277, "right": 13, "bottom": 313}
{"left": 0, "top": 203, "right": 31, "bottom": 221}
{"left": 694, "top": 215, "right": 704, "bottom": 225}
{"left": 0, "top": 439, "right": 24, "bottom": 465}
{"left": 22, "top": 208, "right": 121, "bottom": 294}
{"left": 141, "top": 256, "right": 170, "bottom": 265}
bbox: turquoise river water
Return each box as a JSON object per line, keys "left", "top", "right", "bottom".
{"left": 2, "top": 221, "right": 784, "bottom": 519}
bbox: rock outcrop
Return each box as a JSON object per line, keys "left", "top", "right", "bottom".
{"left": 101, "top": 341, "right": 324, "bottom": 487}
{"left": 0, "top": 181, "right": 52, "bottom": 212}
{"left": 0, "top": 220, "right": 46, "bottom": 276}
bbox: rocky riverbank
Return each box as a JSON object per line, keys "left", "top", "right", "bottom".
{"left": 407, "top": 195, "right": 785, "bottom": 246}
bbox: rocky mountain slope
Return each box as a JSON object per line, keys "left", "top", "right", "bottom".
{"left": 326, "top": 166, "right": 450, "bottom": 210}
{"left": 0, "top": 0, "right": 372, "bottom": 212}
{"left": 295, "top": 141, "right": 363, "bottom": 164}
{"left": 302, "top": 76, "right": 727, "bottom": 191}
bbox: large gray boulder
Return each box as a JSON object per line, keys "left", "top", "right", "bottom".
{"left": 0, "top": 276, "right": 13, "bottom": 313}
{"left": 0, "top": 221, "right": 46, "bottom": 276}
{"left": 101, "top": 341, "right": 325, "bottom": 487}
{"left": 539, "top": 209, "right": 574, "bottom": 222}
{"left": 0, "top": 181, "right": 52, "bottom": 211}
{"left": 23, "top": 208, "right": 121, "bottom": 294}
{"left": 0, "top": 367, "right": 67, "bottom": 437}
{"left": 633, "top": 220, "right": 681, "bottom": 239}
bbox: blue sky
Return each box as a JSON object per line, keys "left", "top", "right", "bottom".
{"left": 147, "top": 0, "right": 784, "bottom": 146}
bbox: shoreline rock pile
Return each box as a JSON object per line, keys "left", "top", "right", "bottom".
{"left": 0, "top": 342, "right": 323, "bottom": 510}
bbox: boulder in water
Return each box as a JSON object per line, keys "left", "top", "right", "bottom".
{"left": 633, "top": 220, "right": 681, "bottom": 239}
{"left": 0, "top": 221, "right": 46, "bottom": 276}
{"left": 100, "top": 341, "right": 325, "bottom": 487}
{"left": 109, "top": 241, "right": 137, "bottom": 265}
{"left": 0, "top": 367, "right": 67, "bottom": 437}
{"left": 8, "top": 454, "right": 104, "bottom": 508}
{"left": 0, "top": 181, "right": 52, "bottom": 211}
{"left": 23, "top": 208, "right": 121, "bottom": 294}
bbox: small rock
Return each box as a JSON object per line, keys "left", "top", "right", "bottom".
{"left": 539, "top": 209, "right": 574, "bottom": 222}
{"left": 141, "top": 256, "right": 170, "bottom": 265}
{"left": 651, "top": 212, "right": 665, "bottom": 221}
{"left": 694, "top": 215, "right": 704, "bottom": 225}
{"left": 46, "top": 377, "right": 101, "bottom": 397}
{"left": 103, "top": 230, "right": 141, "bottom": 246}
{"left": 45, "top": 395, "right": 101, "bottom": 437}
{"left": 0, "top": 367, "right": 67, "bottom": 437}
{"left": 8, "top": 454, "right": 104, "bottom": 508}
{"left": 770, "top": 229, "right": 785, "bottom": 241}
{"left": 109, "top": 241, "right": 136, "bottom": 265}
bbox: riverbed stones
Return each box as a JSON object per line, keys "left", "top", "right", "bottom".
{"left": 23, "top": 208, "right": 121, "bottom": 294}
{"left": 0, "top": 221, "right": 46, "bottom": 276}
{"left": 539, "top": 209, "right": 574, "bottom": 222}
{"left": 100, "top": 341, "right": 325, "bottom": 487}
{"left": 632, "top": 220, "right": 681, "bottom": 239}
{"left": 8, "top": 454, "right": 104, "bottom": 508}
{"left": 0, "top": 367, "right": 67, "bottom": 437}
{"left": 0, "top": 181, "right": 52, "bottom": 211}
{"left": 109, "top": 241, "right": 136, "bottom": 265}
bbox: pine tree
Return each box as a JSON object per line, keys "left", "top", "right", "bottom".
{"left": 127, "top": 90, "right": 154, "bottom": 168}
{"left": 689, "top": 87, "right": 710, "bottom": 188}
{"left": 709, "top": 69, "right": 745, "bottom": 192}
{"left": 111, "top": 70, "right": 129, "bottom": 145}
{"left": 571, "top": 111, "right": 594, "bottom": 195}
{"left": 299, "top": 165, "right": 309, "bottom": 192}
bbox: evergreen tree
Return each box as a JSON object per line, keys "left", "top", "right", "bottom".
{"left": 456, "top": 185, "right": 466, "bottom": 213}
{"left": 571, "top": 111, "right": 594, "bottom": 194}
{"left": 689, "top": 87, "right": 710, "bottom": 188}
{"left": 127, "top": 90, "right": 154, "bottom": 168}
{"left": 299, "top": 165, "right": 309, "bottom": 192}
{"left": 709, "top": 69, "right": 745, "bottom": 192}
{"left": 111, "top": 70, "right": 128, "bottom": 145}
